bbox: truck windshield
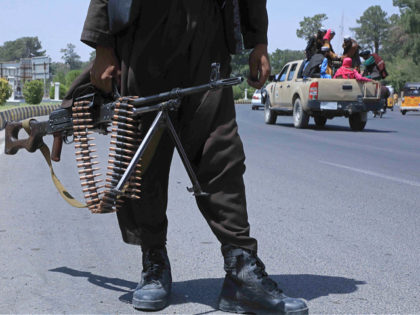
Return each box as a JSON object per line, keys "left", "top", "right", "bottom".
{"left": 278, "top": 65, "right": 289, "bottom": 82}
{"left": 287, "top": 64, "right": 298, "bottom": 81}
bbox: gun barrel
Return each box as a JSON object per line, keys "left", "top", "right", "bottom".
{"left": 131, "top": 77, "right": 243, "bottom": 107}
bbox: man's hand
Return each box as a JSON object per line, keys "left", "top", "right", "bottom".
{"left": 247, "top": 44, "right": 271, "bottom": 89}
{"left": 90, "top": 46, "right": 121, "bottom": 94}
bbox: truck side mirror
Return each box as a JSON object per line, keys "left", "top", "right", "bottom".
{"left": 268, "top": 75, "right": 276, "bottom": 82}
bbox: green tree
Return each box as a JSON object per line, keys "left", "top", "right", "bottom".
{"left": 350, "top": 6, "right": 390, "bottom": 53}
{"left": 0, "top": 78, "right": 12, "bottom": 105}
{"left": 23, "top": 80, "right": 44, "bottom": 104}
{"left": 65, "top": 69, "right": 82, "bottom": 87}
{"left": 49, "top": 82, "right": 67, "bottom": 100}
{"left": 270, "top": 49, "right": 305, "bottom": 74}
{"left": 0, "top": 37, "right": 45, "bottom": 61}
{"left": 393, "top": 0, "right": 420, "bottom": 63}
{"left": 381, "top": 14, "right": 408, "bottom": 61}
{"left": 60, "top": 43, "right": 82, "bottom": 70}
{"left": 89, "top": 50, "right": 96, "bottom": 62}
{"left": 296, "top": 14, "right": 327, "bottom": 40}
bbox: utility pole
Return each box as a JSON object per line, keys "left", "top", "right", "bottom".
{"left": 339, "top": 11, "right": 345, "bottom": 46}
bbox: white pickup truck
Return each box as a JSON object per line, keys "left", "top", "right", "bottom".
{"left": 262, "top": 59, "right": 383, "bottom": 131}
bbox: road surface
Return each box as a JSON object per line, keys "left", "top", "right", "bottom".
{"left": 0, "top": 106, "right": 419, "bottom": 314}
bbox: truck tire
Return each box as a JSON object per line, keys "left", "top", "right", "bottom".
{"left": 314, "top": 116, "right": 327, "bottom": 127}
{"left": 293, "top": 98, "right": 309, "bottom": 128}
{"left": 401, "top": 110, "right": 407, "bottom": 115}
{"left": 264, "top": 96, "right": 277, "bottom": 125}
{"left": 349, "top": 112, "right": 367, "bottom": 131}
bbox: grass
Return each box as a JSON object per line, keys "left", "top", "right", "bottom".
{"left": 0, "top": 101, "right": 61, "bottom": 112}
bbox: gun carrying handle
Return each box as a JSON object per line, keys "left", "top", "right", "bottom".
{"left": 51, "top": 132, "right": 63, "bottom": 162}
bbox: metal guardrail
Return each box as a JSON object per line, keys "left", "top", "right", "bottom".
{"left": 0, "top": 104, "right": 61, "bottom": 130}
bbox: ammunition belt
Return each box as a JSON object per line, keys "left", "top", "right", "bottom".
{"left": 72, "top": 97, "right": 142, "bottom": 213}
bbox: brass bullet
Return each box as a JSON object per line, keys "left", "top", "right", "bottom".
{"left": 72, "top": 112, "right": 90, "bottom": 118}
{"left": 109, "top": 159, "right": 130, "bottom": 167}
{"left": 75, "top": 143, "right": 96, "bottom": 149}
{"left": 75, "top": 149, "right": 97, "bottom": 155}
{"left": 80, "top": 179, "right": 102, "bottom": 187}
{"left": 86, "top": 198, "right": 100, "bottom": 206}
{"left": 110, "top": 134, "right": 136, "bottom": 143}
{"left": 111, "top": 128, "right": 137, "bottom": 136}
{"left": 109, "top": 147, "right": 135, "bottom": 155}
{"left": 115, "top": 103, "right": 133, "bottom": 109}
{"left": 108, "top": 153, "right": 132, "bottom": 161}
{"left": 77, "top": 161, "right": 100, "bottom": 168}
{"left": 114, "top": 108, "right": 133, "bottom": 116}
{"left": 73, "top": 118, "right": 93, "bottom": 124}
{"left": 74, "top": 137, "right": 95, "bottom": 143}
{"left": 111, "top": 122, "right": 137, "bottom": 130}
{"left": 76, "top": 155, "right": 99, "bottom": 162}
{"left": 106, "top": 171, "right": 123, "bottom": 179}
{"left": 85, "top": 192, "right": 100, "bottom": 199}
{"left": 78, "top": 167, "right": 100, "bottom": 174}
{"left": 80, "top": 173, "right": 102, "bottom": 181}
{"left": 74, "top": 125, "right": 94, "bottom": 130}
{"left": 113, "top": 115, "right": 134, "bottom": 123}
{"left": 82, "top": 185, "right": 104, "bottom": 193}
{"left": 110, "top": 140, "right": 137, "bottom": 149}
{"left": 105, "top": 178, "right": 119, "bottom": 185}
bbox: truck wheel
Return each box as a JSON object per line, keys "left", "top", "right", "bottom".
{"left": 401, "top": 110, "right": 407, "bottom": 115}
{"left": 349, "top": 112, "right": 367, "bottom": 131}
{"left": 293, "top": 98, "right": 309, "bottom": 128}
{"left": 264, "top": 96, "right": 277, "bottom": 125}
{"left": 314, "top": 116, "right": 327, "bottom": 127}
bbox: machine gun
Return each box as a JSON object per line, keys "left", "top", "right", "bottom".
{"left": 4, "top": 63, "right": 242, "bottom": 213}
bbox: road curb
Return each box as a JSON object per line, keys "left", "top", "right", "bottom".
{"left": 0, "top": 104, "right": 61, "bottom": 130}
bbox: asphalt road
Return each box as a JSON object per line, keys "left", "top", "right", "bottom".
{"left": 0, "top": 106, "right": 419, "bottom": 314}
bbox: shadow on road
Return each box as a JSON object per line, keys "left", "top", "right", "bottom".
{"left": 49, "top": 267, "right": 366, "bottom": 311}
{"left": 275, "top": 122, "right": 397, "bottom": 133}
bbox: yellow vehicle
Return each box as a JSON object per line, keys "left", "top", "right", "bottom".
{"left": 401, "top": 82, "right": 420, "bottom": 115}
{"left": 386, "top": 86, "right": 395, "bottom": 110}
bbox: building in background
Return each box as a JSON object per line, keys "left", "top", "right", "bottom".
{"left": 0, "top": 56, "right": 51, "bottom": 100}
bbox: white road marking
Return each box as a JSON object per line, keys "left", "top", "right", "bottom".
{"left": 320, "top": 160, "right": 420, "bottom": 188}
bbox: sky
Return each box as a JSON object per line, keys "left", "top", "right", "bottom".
{"left": 0, "top": 0, "right": 401, "bottom": 63}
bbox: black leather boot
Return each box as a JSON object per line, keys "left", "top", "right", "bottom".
{"left": 218, "top": 245, "right": 308, "bottom": 315}
{"left": 132, "top": 247, "right": 172, "bottom": 311}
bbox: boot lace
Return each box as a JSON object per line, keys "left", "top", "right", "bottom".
{"left": 251, "top": 254, "right": 283, "bottom": 294}
{"left": 143, "top": 249, "right": 166, "bottom": 282}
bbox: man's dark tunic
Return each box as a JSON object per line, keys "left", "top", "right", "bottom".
{"left": 80, "top": 0, "right": 268, "bottom": 252}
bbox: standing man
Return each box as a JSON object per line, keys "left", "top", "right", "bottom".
{"left": 360, "top": 50, "right": 389, "bottom": 112}
{"left": 342, "top": 36, "right": 361, "bottom": 72}
{"left": 322, "top": 29, "right": 339, "bottom": 76}
{"left": 81, "top": 0, "right": 308, "bottom": 314}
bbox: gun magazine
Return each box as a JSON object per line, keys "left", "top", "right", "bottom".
{"left": 73, "top": 97, "right": 143, "bottom": 213}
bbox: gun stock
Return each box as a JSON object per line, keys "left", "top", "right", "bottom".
{"left": 5, "top": 120, "right": 49, "bottom": 155}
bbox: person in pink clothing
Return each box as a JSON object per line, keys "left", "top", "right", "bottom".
{"left": 333, "top": 57, "right": 372, "bottom": 82}
{"left": 322, "top": 29, "right": 338, "bottom": 75}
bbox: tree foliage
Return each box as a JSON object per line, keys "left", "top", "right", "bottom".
{"left": 60, "top": 43, "right": 82, "bottom": 70}
{"left": 23, "top": 80, "right": 44, "bottom": 104}
{"left": 0, "top": 78, "right": 12, "bottom": 105}
{"left": 229, "top": 49, "right": 304, "bottom": 99}
{"left": 393, "top": 0, "right": 420, "bottom": 63}
{"left": 0, "top": 37, "right": 45, "bottom": 61}
{"left": 350, "top": 6, "right": 390, "bottom": 53}
{"left": 65, "top": 69, "right": 83, "bottom": 87}
{"left": 296, "top": 14, "right": 328, "bottom": 40}
{"left": 270, "top": 49, "right": 305, "bottom": 74}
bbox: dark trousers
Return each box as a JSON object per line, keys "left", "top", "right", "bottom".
{"left": 115, "top": 0, "right": 257, "bottom": 252}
